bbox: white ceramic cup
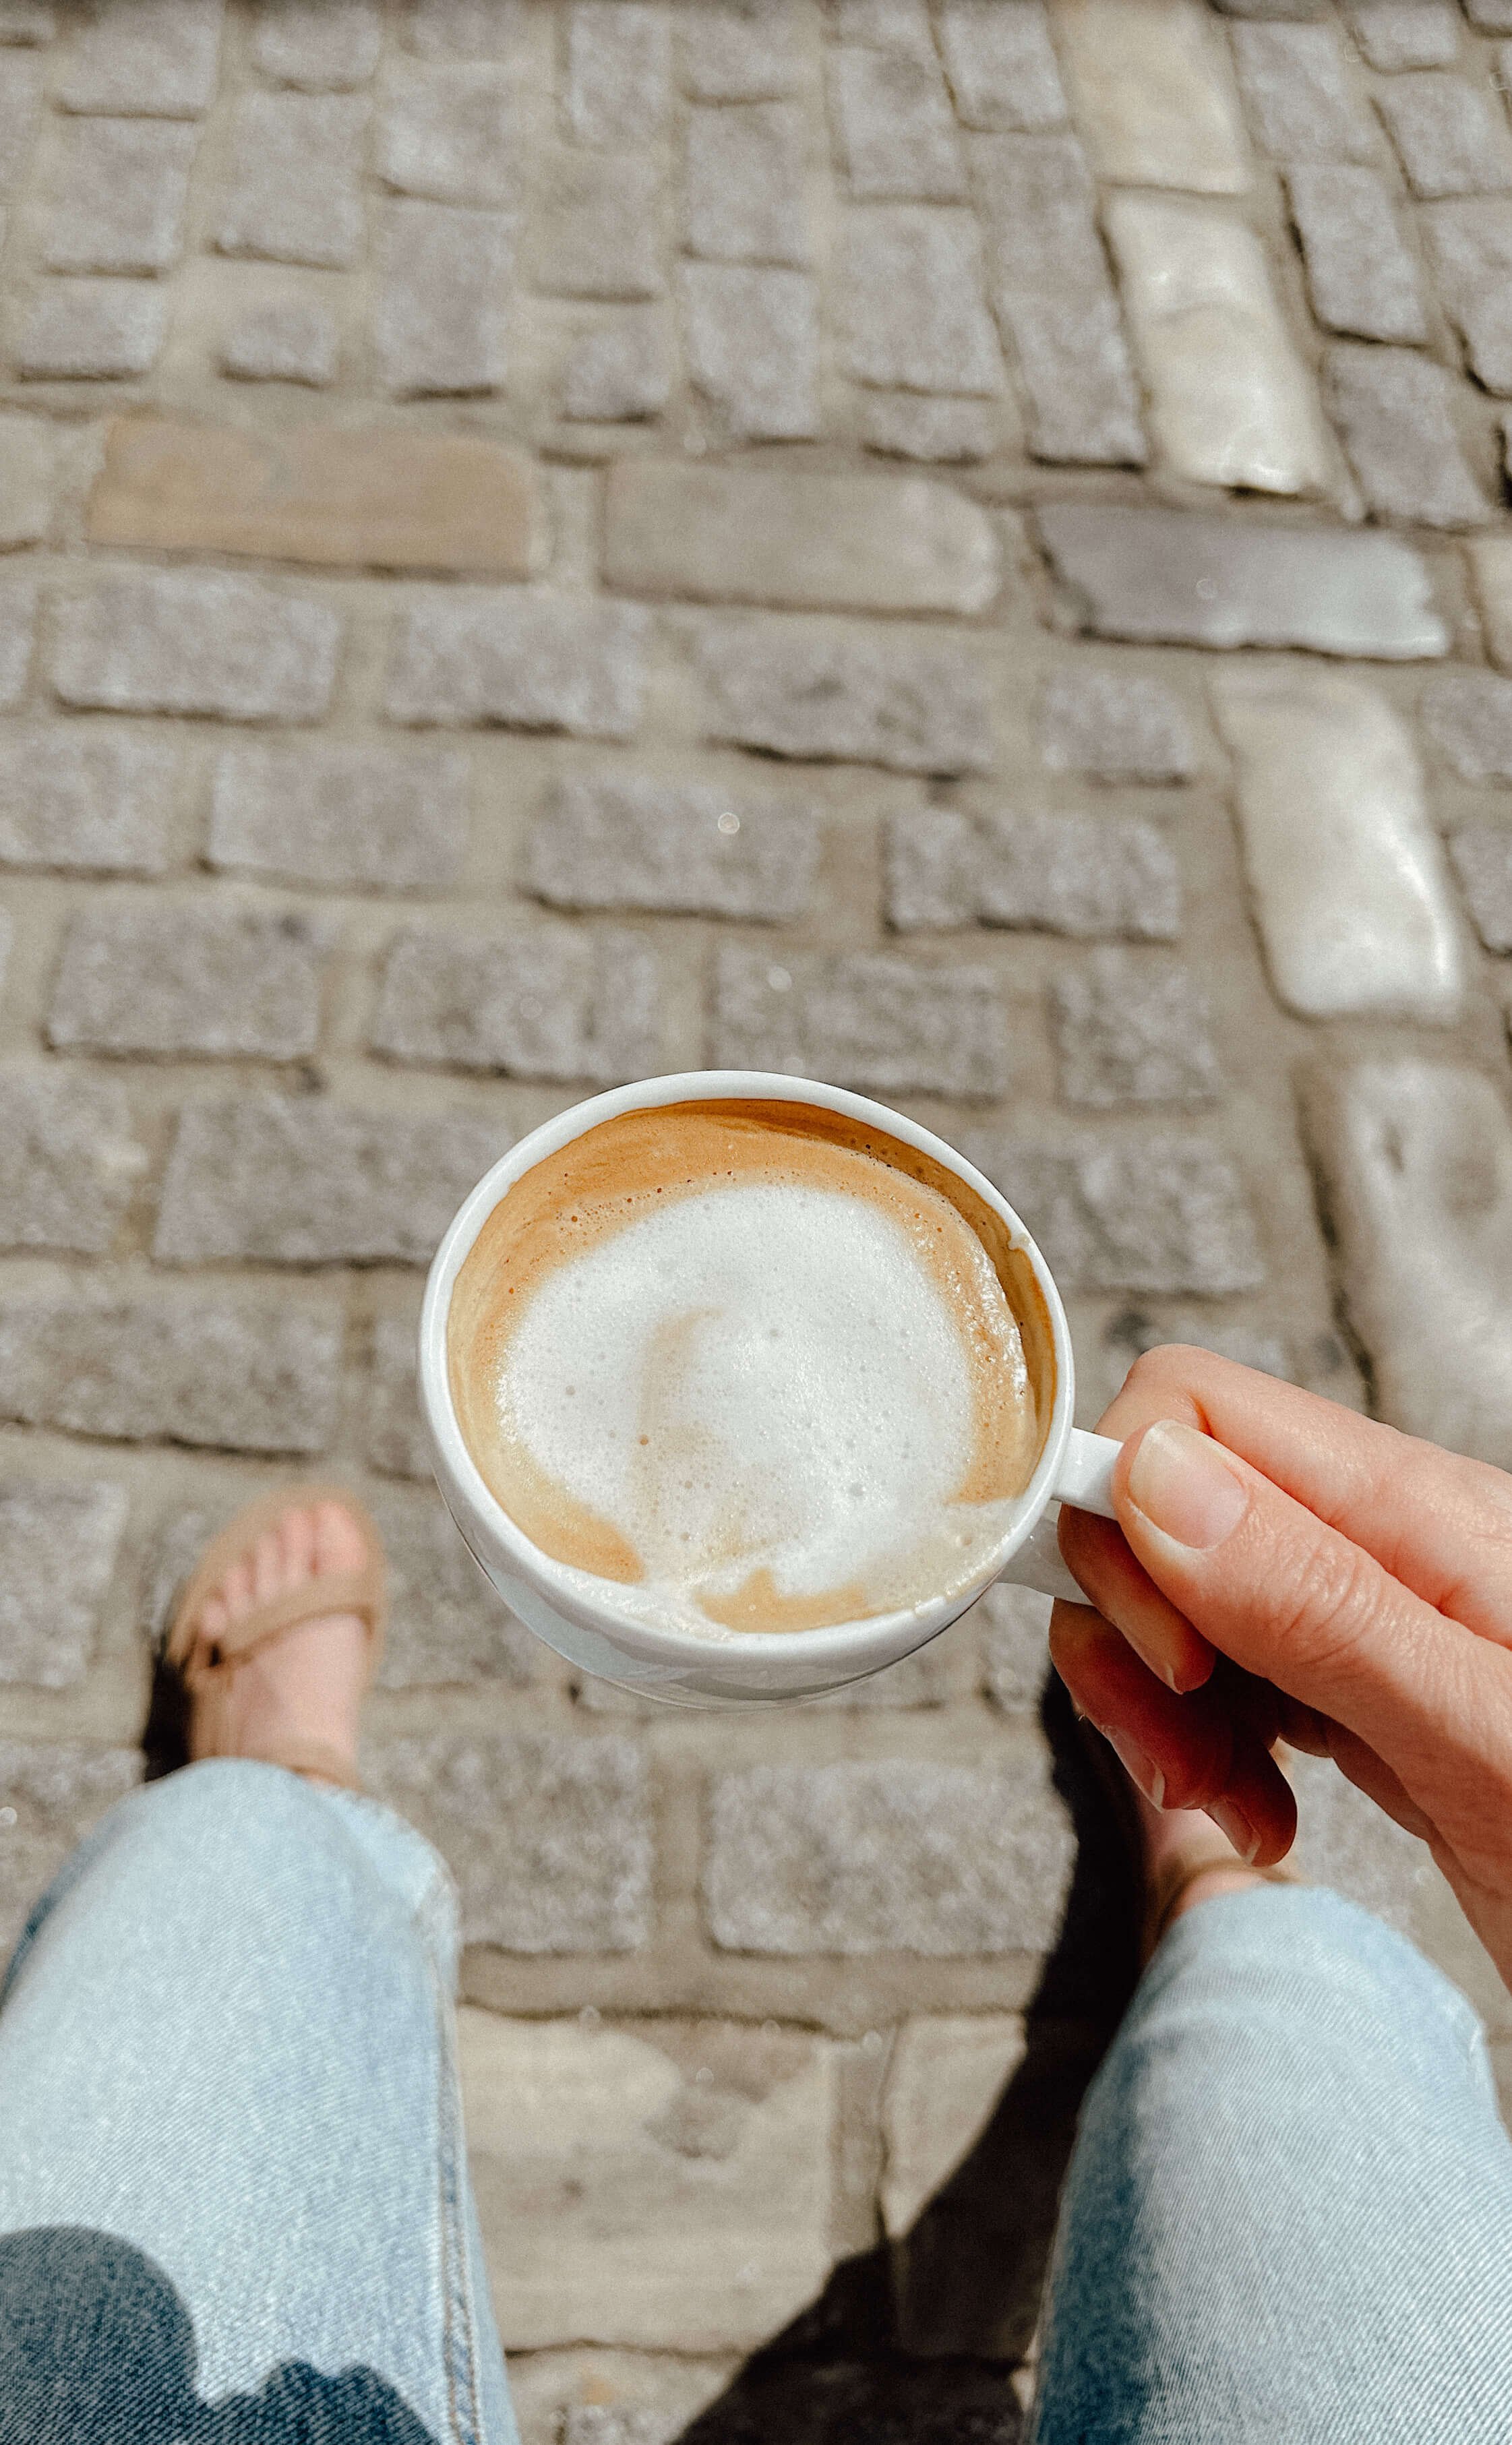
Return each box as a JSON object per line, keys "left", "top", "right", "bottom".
{"left": 419, "top": 1070, "right": 1120, "bottom": 1708}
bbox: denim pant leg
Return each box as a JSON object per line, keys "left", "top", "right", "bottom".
{"left": 0, "top": 1757, "right": 518, "bottom": 2445}
{"left": 1031, "top": 1885, "right": 1512, "bottom": 2445}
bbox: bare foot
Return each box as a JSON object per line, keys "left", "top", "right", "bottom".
{"left": 186, "top": 1499, "right": 371, "bottom": 1785}
{"left": 1133, "top": 1778, "right": 1269, "bottom": 1927}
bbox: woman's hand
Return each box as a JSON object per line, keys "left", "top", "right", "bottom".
{"left": 1052, "top": 1346, "right": 1512, "bottom": 1988}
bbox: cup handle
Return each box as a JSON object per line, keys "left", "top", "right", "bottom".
{"left": 995, "top": 1430, "right": 1123, "bottom": 1607}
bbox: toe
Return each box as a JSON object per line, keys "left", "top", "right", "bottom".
{"left": 313, "top": 1499, "right": 368, "bottom": 1581}
{"left": 251, "top": 1526, "right": 283, "bottom": 1608}
{"left": 220, "top": 1551, "right": 254, "bottom": 1625}
{"left": 279, "top": 1501, "right": 317, "bottom": 1592}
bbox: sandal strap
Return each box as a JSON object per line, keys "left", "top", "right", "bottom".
{"left": 165, "top": 1482, "right": 387, "bottom": 1693}
{"left": 189, "top": 1569, "right": 382, "bottom": 1676}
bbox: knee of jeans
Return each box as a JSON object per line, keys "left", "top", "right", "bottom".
{"left": 123, "top": 1757, "right": 334, "bottom": 1864}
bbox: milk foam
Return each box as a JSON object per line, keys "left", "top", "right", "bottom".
{"left": 495, "top": 1180, "right": 1024, "bottom": 1633}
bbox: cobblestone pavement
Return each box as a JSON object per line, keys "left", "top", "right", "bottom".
{"left": 4, "top": 0, "right": 1512, "bottom": 2434}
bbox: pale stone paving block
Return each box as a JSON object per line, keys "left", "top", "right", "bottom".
{"left": 604, "top": 462, "right": 998, "bottom": 614}
{"left": 1300, "top": 1062, "right": 1512, "bottom": 1466}
{"left": 857, "top": 393, "right": 997, "bottom": 461}
{"left": 828, "top": 44, "right": 965, "bottom": 200}
{"left": 88, "top": 419, "right": 540, "bottom": 576}
{"left": 704, "top": 1756, "right": 1073, "bottom": 1954}
{"left": 1051, "top": 0, "right": 1250, "bottom": 193}
{"left": 369, "top": 1485, "right": 535, "bottom": 1689}
{"left": 887, "top": 806, "right": 1181, "bottom": 940}
{"left": 54, "top": 570, "right": 340, "bottom": 721}
{"left": 938, "top": 0, "right": 1066, "bottom": 132}
{"left": 49, "top": 903, "right": 333, "bottom": 1059}
{"left": 1343, "top": 0, "right": 1459, "bottom": 71}
{"left": 684, "top": 102, "right": 808, "bottom": 264}
{"left": 367, "top": 1314, "right": 429, "bottom": 1480}
{"left": 0, "top": 575, "right": 34, "bottom": 707}
{"left": 712, "top": 944, "right": 1009, "bottom": 1096}
{"left": 220, "top": 303, "right": 338, "bottom": 386}
{"left": 1211, "top": 665, "right": 1462, "bottom": 1021}
{"left": 58, "top": 0, "right": 222, "bottom": 116}
{"left": 1037, "top": 504, "right": 1448, "bottom": 658}
{"left": 1051, "top": 948, "right": 1221, "bottom": 1108}
{"left": 387, "top": 588, "right": 646, "bottom": 736}
{"left": 694, "top": 613, "right": 992, "bottom": 771}
{"left": 377, "top": 65, "right": 520, "bottom": 208}
{"left": 1470, "top": 0, "right": 1512, "bottom": 26}
{"left": 253, "top": 0, "right": 382, "bottom": 89}
{"left": 0, "top": 1745, "right": 140, "bottom": 1957}
{"left": 535, "top": 152, "right": 663, "bottom": 299}
{"left": 0, "top": 1, "right": 52, "bottom": 36}
{"left": 0, "top": 56, "right": 42, "bottom": 190}
{"left": 0, "top": 1480, "right": 128, "bottom": 1688}
{"left": 210, "top": 742, "right": 468, "bottom": 892}
{"left": 816, "top": 1638, "right": 955, "bottom": 1708}
{"left": 1102, "top": 1310, "right": 1291, "bottom": 1397}
{"left": 406, "top": 0, "right": 524, "bottom": 60}
{"left": 1422, "top": 202, "right": 1512, "bottom": 392}
{"left": 1421, "top": 669, "right": 1512, "bottom": 781}
{"left": 971, "top": 133, "right": 1145, "bottom": 467}
{"left": 526, "top": 772, "right": 820, "bottom": 921}
{"left": 979, "top": 1582, "right": 1053, "bottom": 1714}
{"left": 18, "top": 280, "right": 167, "bottom": 378}
{"left": 880, "top": 2015, "right": 1028, "bottom": 2237}
{"left": 835, "top": 0, "right": 936, "bottom": 57}
{"left": 680, "top": 0, "right": 799, "bottom": 101}
{"left": 1039, "top": 668, "right": 1197, "bottom": 781}
{"left": 0, "top": 728, "right": 175, "bottom": 872}
{"left": 1447, "top": 820, "right": 1512, "bottom": 948}
{"left": 462, "top": 2016, "right": 834, "bottom": 2351}
{"left": 365, "top": 1732, "right": 652, "bottom": 1948}
{"left": 371, "top": 922, "right": 660, "bottom": 1083}
{"left": 964, "top": 1129, "right": 1265, "bottom": 1292}
{"left": 1324, "top": 344, "right": 1489, "bottom": 527}
{"left": 1376, "top": 75, "right": 1512, "bottom": 198}
{"left": 563, "top": 317, "right": 669, "bottom": 421}
{"left": 1107, "top": 193, "right": 1330, "bottom": 497}
{"left": 44, "top": 118, "right": 197, "bottom": 273}
{"left": 567, "top": 2, "right": 669, "bottom": 148}
{"left": 375, "top": 200, "right": 514, "bottom": 394}
{"left": 680, "top": 263, "right": 818, "bottom": 438}
{"left": 0, "top": 1070, "right": 148, "bottom": 1254}
{"left": 216, "top": 92, "right": 368, "bottom": 269}
{"left": 1230, "top": 24, "right": 1378, "bottom": 162}
{"left": 1286, "top": 165, "right": 1428, "bottom": 343}
{"left": 155, "top": 1095, "right": 510, "bottom": 1265}
{"left": 1470, "top": 537, "right": 1512, "bottom": 670}
{"left": 0, "top": 411, "right": 55, "bottom": 546}
{"left": 0, "top": 1290, "right": 343, "bottom": 1453}
{"left": 837, "top": 206, "right": 1002, "bottom": 394}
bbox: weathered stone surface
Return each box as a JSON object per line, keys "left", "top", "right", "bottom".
{"left": 1231, "top": 22, "right": 1378, "bottom": 161}
{"left": 705, "top": 1756, "right": 1072, "bottom": 1954}
{"left": 369, "top": 1485, "right": 536, "bottom": 1689}
{"left": 694, "top": 614, "right": 992, "bottom": 772}
{"left": 526, "top": 772, "right": 819, "bottom": 921}
{"left": 0, "top": 411, "right": 52, "bottom": 545}
{"left": 367, "top": 1311, "right": 431, "bottom": 1479}
{"left": 605, "top": 462, "right": 998, "bottom": 615}
{"left": 857, "top": 392, "right": 997, "bottom": 461}
{"left": 681, "top": 0, "right": 798, "bottom": 100}
{"left": 681, "top": 263, "right": 818, "bottom": 438}
{"left": 566, "top": 2, "right": 669, "bottom": 149}
{"left": 1052, "top": 0, "right": 1250, "bottom": 193}
{"left": 1039, "top": 668, "right": 1196, "bottom": 782}
{"left": 0, "top": 1478, "right": 128, "bottom": 1688}
{"left": 517, "top": 2361, "right": 735, "bottom": 2445}
{"left": 1470, "top": 537, "right": 1512, "bottom": 669}
{"left": 1037, "top": 505, "right": 1448, "bottom": 659}
{"left": 377, "top": 63, "right": 518, "bottom": 206}
{"left": 829, "top": 43, "right": 964, "bottom": 200}
{"left": 1422, "top": 202, "right": 1512, "bottom": 393}
{"left": 973, "top": 133, "right": 1145, "bottom": 466}
{"left": 1108, "top": 192, "right": 1329, "bottom": 496}
{"left": 371, "top": 923, "right": 660, "bottom": 1083}
{"left": 979, "top": 1583, "right": 1053, "bottom": 1715}
{"left": 217, "top": 92, "right": 368, "bottom": 268}
{"left": 386, "top": 589, "right": 646, "bottom": 737}
{"left": 209, "top": 741, "right": 468, "bottom": 891}
{"left": 58, "top": 0, "right": 222, "bottom": 116}
{"left": 0, "top": 53, "right": 41, "bottom": 191}
{"left": 0, "top": 1070, "right": 146, "bottom": 1254}
{"left": 0, "top": 1743, "right": 140, "bottom": 1957}
{"left": 1287, "top": 164, "right": 1428, "bottom": 343}
{"left": 53, "top": 570, "right": 340, "bottom": 720}
{"left": 1324, "top": 343, "right": 1488, "bottom": 527}
{"left": 837, "top": 206, "right": 1002, "bottom": 395}
{"left": 0, "top": 3, "right": 51, "bottom": 42}
{"left": 964, "top": 1130, "right": 1265, "bottom": 1293}
{"left": 880, "top": 2014, "right": 1027, "bottom": 2237}
{"left": 375, "top": 199, "right": 513, "bottom": 395}
{"left": 49, "top": 903, "right": 332, "bottom": 1059}
{"left": 253, "top": 0, "right": 382, "bottom": 89}
{"left": 563, "top": 315, "right": 669, "bottom": 421}
{"left": 462, "top": 2015, "right": 835, "bottom": 2350}
{"left": 1211, "top": 665, "right": 1462, "bottom": 1021}
{"left": 156, "top": 1094, "right": 509, "bottom": 1265}
{"left": 938, "top": 0, "right": 1065, "bottom": 131}
{"left": 684, "top": 100, "right": 808, "bottom": 264}
{"left": 1343, "top": 0, "right": 1458, "bottom": 71}
{"left": 0, "top": 727, "right": 174, "bottom": 871}
{"left": 219, "top": 301, "right": 338, "bottom": 385}
{"left": 1051, "top": 948, "right": 1219, "bottom": 1108}
{"left": 405, "top": 0, "right": 525, "bottom": 59}
{"left": 1447, "top": 820, "right": 1512, "bottom": 949}
{"left": 536, "top": 152, "right": 663, "bottom": 302}
{"left": 365, "top": 1732, "right": 653, "bottom": 1948}
{"left": 0, "top": 1289, "right": 342, "bottom": 1453}
{"left": 888, "top": 807, "right": 1181, "bottom": 941}
{"left": 1300, "top": 1061, "right": 1512, "bottom": 1466}
{"left": 89, "top": 419, "right": 539, "bottom": 576}
{"left": 712, "top": 945, "right": 1008, "bottom": 1097}
{"left": 17, "top": 279, "right": 167, "bottom": 378}
{"left": 0, "top": 575, "right": 34, "bottom": 708}
{"left": 45, "top": 117, "right": 196, "bottom": 273}
{"left": 1377, "top": 73, "right": 1512, "bottom": 199}
{"left": 1422, "top": 669, "right": 1512, "bottom": 782}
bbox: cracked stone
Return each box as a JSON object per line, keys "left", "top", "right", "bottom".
{"left": 938, "top": 0, "right": 1066, "bottom": 131}
{"left": 0, "top": 1479, "right": 128, "bottom": 1689}
{"left": 216, "top": 92, "right": 369, "bottom": 268}
{"left": 1447, "top": 820, "right": 1512, "bottom": 949}
{"left": 371, "top": 922, "right": 660, "bottom": 1083}
{"left": 57, "top": 0, "right": 222, "bottom": 116}
{"left": 0, "top": 1743, "right": 140, "bottom": 1957}
{"left": 694, "top": 613, "right": 992, "bottom": 773}
{"left": 828, "top": 44, "right": 965, "bottom": 200}
{"left": 210, "top": 741, "right": 468, "bottom": 892}
{"left": 53, "top": 568, "right": 339, "bottom": 720}
{"left": 1039, "top": 667, "right": 1196, "bottom": 781}
{"left": 0, "top": 1069, "right": 148, "bottom": 1255}
{"left": 562, "top": 316, "right": 670, "bottom": 421}
{"left": 18, "top": 280, "right": 167, "bottom": 378}
{"left": 44, "top": 117, "right": 197, "bottom": 273}
{"left": 49, "top": 901, "right": 333, "bottom": 1059}
{"left": 1377, "top": 73, "right": 1512, "bottom": 198}
{"left": 680, "top": 263, "right": 818, "bottom": 439}
{"left": 887, "top": 807, "right": 1180, "bottom": 940}
{"left": 964, "top": 1128, "right": 1265, "bottom": 1294}
{"left": 1231, "top": 22, "right": 1378, "bottom": 161}
{"left": 375, "top": 199, "right": 514, "bottom": 394}
{"left": 386, "top": 588, "right": 646, "bottom": 736}
{"left": 1052, "top": 0, "right": 1251, "bottom": 194}
{"left": 219, "top": 302, "right": 338, "bottom": 384}
{"left": 1286, "top": 164, "right": 1428, "bottom": 343}
{"left": 377, "top": 63, "right": 519, "bottom": 206}
{"left": 837, "top": 206, "right": 1001, "bottom": 395}
{"left": 685, "top": 100, "right": 808, "bottom": 264}
{"left": 1324, "top": 342, "right": 1489, "bottom": 527}
{"left": 0, "top": 725, "right": 175, "bottom": 872}
{"left": 526, "top": 771, "right": 820, "bottom": 922}
{"left": 1421, "top": 669, "right": 1512, "bottom": 781}
{"left": 711, "top": 944, "right": 1008, "bottom": 1097}
{"left": 1050, "top": 948, "right": 1221, "bottom": 1108}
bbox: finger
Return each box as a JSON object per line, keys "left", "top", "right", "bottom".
{"left": 1099, "top": 1346, "right": 1512, "bottom": 1642}
{"left": 1323, "top": 1722, "right": 1436, "bottom": 1844}
{"left": 1058, "top": 1508, "right": 1215, "bottom": 1695}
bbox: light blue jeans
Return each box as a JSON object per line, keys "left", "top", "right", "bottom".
{"left": 1, "top": 1763, "right": 1510, "bottom": 2442}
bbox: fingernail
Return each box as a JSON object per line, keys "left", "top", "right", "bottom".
{"left": 1103, "top": 1726, "right": 1165, "bottom": 1809}
{"left": 1126, "top": 1420, "right": 1249, "bottom": 1552}
{"left": 1205, "top": 1798, "right": 1260, "bottom": 1865}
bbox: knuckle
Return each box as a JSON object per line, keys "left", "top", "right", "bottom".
{"left": 1254, "top": 1519, "right": 1386, "bottom": 1683}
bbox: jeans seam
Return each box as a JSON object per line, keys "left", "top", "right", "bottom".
{"left": 432, "top": 1950, "right": 487, "bottom": 2445}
